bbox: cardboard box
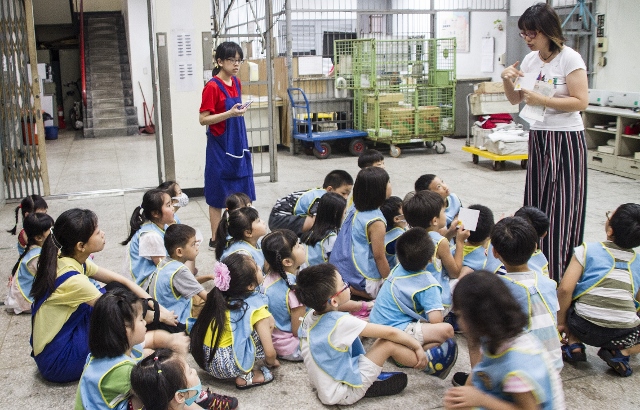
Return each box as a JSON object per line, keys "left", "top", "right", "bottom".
{"left": 381, "top": 107, "right": 414, "bottom": 136}
{"left": 470, "top": 94, "right": 518, "bottom": 115}
{"left": 476, "top": 82, "right": 505, "bottom": 94}
{"left": 417, "top": 106, "right": 441, "bottom": 135}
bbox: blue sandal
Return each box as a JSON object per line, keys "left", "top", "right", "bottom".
{"left": 597, "top": 348, "right": 632, "bottom": 377}
{"left": 561, "top": 343, "right": 587, "bottom": 363}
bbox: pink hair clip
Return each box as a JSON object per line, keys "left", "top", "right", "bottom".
{"left": 213, "top": 261, "right": 231, "bottom": 291}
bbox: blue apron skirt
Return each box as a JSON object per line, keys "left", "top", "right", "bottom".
{"left": 31, "top": 271, "right": 101, "bottom": 383}
{"left": 204, "top": 76, "right": 256, "bottom": 209}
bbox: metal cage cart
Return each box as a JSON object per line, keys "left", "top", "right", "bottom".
{"left": 334, "top": 38, "right": 456, "bottom": 157}
{"left": 463, "top": 88, "right": 527, "bottom": 171}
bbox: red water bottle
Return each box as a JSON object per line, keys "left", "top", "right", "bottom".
{"left": 57, "top": 105, "right": 66, "bottom": 129}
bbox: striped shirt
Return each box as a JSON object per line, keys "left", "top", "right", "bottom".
{"left": 574, "top": 242, "right": 640, "bottom": 329}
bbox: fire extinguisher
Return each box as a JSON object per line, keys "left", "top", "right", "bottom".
{"left": 57, "top": 105, "right": 66, "bottom": 129}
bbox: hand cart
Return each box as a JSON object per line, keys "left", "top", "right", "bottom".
{"left": 464, "top": 92, "right": 528, "bottom": 171}
{"left": 287, "top": 87, "right": 368, "bottom": 159}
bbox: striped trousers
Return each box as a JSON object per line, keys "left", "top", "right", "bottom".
{"left": 524, "top": 129, "right": 587, "bottom": 282}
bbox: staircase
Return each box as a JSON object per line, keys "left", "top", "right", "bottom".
{"left": 83, "top": 12, "right": 138, "bottom": 138}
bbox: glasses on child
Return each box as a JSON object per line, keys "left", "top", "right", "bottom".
{"left": 519, "top": 31, "right": 538, "bottom": 40}
{"left": 328, "top": 281, "right": 349, "bottom": 303}
{"left": 225, "top": 58, "right": 245, "bottom": 65}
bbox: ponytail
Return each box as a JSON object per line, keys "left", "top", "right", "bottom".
{"left": 300, "top": 192, "right": 346, "bottom": 246}
{"left": 122, "top": 189, "right": 167, "bottom": 245}
{"left": 190, "top": 253, "right": 259, "bottom": 369}
{"left": 32, "top": 209, "right": 97, "bottom": 301}
{"left": 262, "top": 229, "right": 299, "bottom": 289}
{"left": 130, "top": 349, "right": 187, "bottom": 410}
{"left": 214, "top": 207, "right": 259, "bottom": 257}
{"left": 11, "top": 213, "right": 54, "bottom": 277}
{"left": 7, "top": 194, "right": 47, "bottom": 235}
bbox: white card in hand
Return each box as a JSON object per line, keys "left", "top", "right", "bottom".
{"left": 457, "top": 207, "right": 480, "bottom": 231}
{"left": 514, "top": 72, "right": 537, "bottom": 91}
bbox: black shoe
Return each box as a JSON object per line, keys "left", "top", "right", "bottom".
{"left": 364, "top": 372, "right": 408, "bottom": 398}
{"left": 196, "top": 388, "right": 239, "bottom": 409}
{"left": 209, "top": 238, "right": 215, "bottom": 251}
{"left": 452, "top": 371, "right": 469, "bottom": 386}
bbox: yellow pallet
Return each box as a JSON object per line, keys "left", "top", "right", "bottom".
{"left": 462, "top": 145, "right": 528, "bottom": 171}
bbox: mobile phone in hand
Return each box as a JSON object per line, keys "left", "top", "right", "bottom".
{"left": 239, "top": 100, "right": 254, "bottom": 110}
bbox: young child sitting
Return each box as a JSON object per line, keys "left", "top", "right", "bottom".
{"left": 492, "top": 217, "right": 563, "bottom": 370}
{"left": 261, "top": 229, "right": 307, "bottom": 361}
{"left": 268, "top": 169, "right": 353, "bottom": 236}
{"left": 122, "top": 189, "right": 175, "bottom": 289}
{"left": 6, "top": 194, "right": 48, "bottom": 255}
{"left": 158, "top": 180, "right": 189, "bottom": 225}
{"left": 330, "top": 167, "right": 392, "bottom": 299}
{"left": 380, "top": 196, "right": 407, "bottom": 267}
{"left": 414, "top": 174, "right": 461, "bottom": 240}
{"left": 295, "top": 263, "right": 459, "bottom": 406}
{"left": 403, "top": 190, "right": 470, "bottom": 311}
{"left": 216, "top": 207, "right": 267, "bottom": 272}
{"left": 357, "top": 148, "right": 385, "bottom": 169}
{"left": 5, "top": 213, "right": 53, "bottom": 314}
{"left": 131, "top": 348, "right": 238, "bottom": 410}
{"left": 444, "top": 271, "right": 565, "bottom": 410}
{"left": 485, "top": 205, "right": 550, "bottom": 276}
{"left": 557, "top": 203, "right": 640, "bottom": 377}
{"left": 149, "top": 224, "right": 211, "bottom": 333}
{"left": 453, "top": 204, "right": 494, "bottom": 273}
{"left": 300, "top": 192, "right": 346, "bottom": 266}
{"left": 189, "top": 254, "right": 279, "bottom": 388}
{"left": 369, "top": 227, "right": 456, "bottom": 350}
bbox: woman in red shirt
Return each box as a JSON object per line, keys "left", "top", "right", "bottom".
{"left": 199, "top": 42, "right": 256, "bottom": 251}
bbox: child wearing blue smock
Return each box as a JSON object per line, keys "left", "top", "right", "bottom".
{"left": 216, "top": 207, "right": 267, "bottom": 272}
{"left": 31, "top": 209, "right": 180, "bottom": 383}
{"left": 370, "top": 228, "right": 456, "bottom": 353}
{"left": 403, "top": 191, "right": 470, "bottom": 311}
{"left": 330, "top": 167, "right": 392, "bottom": 299}
{"left": 190, "top": 254, "right": 279, "bottom": 389}
{"left": 122, "top": 189, "right": 175, "bottom": 290}
{"left": 5, "top": 213, "right": 53, "bottom": 314}
{"left": 558, "top": 203, "right": 640, "bottom": 377}
{"left": 415, "top": 174, "right": 462, "bottom": 241}
{"left": 199, "top": 41, "right": 256, "bottom": 249}
{"left": 444, "top": 271, "right": 565, "bottom": 410}
{"left": 380, "top": 196, "right": 407, "bottom": 267}
{"left": 300, "top": 192, "right": 347, "bottom": 267}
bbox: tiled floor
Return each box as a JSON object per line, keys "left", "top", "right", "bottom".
{"left": 1, "top": 133, "right": 640, "bottom": 409}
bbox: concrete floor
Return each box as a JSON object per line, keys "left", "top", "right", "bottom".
{"left": 1, "top": 133, "right": 640, "bottom": 409}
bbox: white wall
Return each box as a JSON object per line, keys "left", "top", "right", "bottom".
{"left": 456, "top": 11, "right": 507, "bottom": 81}
{"left": 33, "top": 0, "right": 72, "bottom": 25}
{"left": 592, "top": 0, "right": 639, "bottom": 92}
{"left": 123, "top": 0, "right": 152, "bottom": 126}
{"left": 82, "top": 0, "right": 122, "bottom": 12}
{"left": 152, "top": 0, "right": 210, "bottom": 189}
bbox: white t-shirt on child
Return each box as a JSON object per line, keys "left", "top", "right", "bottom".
{"left": 299, "top": 312, "right": 381, "bottom": 405}
{"left": 520, "top": 46, "right": 586, "bottom": 132}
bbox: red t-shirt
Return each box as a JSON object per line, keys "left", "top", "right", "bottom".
{"left": 199, "top": 76, "right": 242, "bottom": 137}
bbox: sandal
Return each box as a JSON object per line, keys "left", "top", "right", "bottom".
{"left": 597, "top": 348, "right": 633, "bottom": 377}
{"left": 561, "top": 343, "right": 587, "bottom": 363}
{"left": 236, "top": 366, "right": 274, "bottom": 389}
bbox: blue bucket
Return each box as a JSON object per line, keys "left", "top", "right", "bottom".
{"left": 44, "top": 126, "right": 58, "bottom": 140}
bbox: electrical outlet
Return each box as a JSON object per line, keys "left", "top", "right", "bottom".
{"left": 498, "top": 53, "right": 506, "bottom": 65}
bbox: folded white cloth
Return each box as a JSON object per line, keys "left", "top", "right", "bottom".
{"left": 486, "top": 129, "right": 529, "bottom": 143}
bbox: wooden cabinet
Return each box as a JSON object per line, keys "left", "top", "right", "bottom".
{"left": 583, "top": 106, "right": 640, "bottom": 179}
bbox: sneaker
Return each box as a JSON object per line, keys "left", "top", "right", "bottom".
{"left": 364, "top": 372, "right": 408, "bottom": 398}
{"left": 196, "top": 388, "right": 239, "bottom": 410}
{"left": 424, "top": 338, "right": 458, "bottom": 379}
{"left": 209, "top": 238, "right": 215, "bottom": 251}
{"left": 452, "top": 371, "right": 469, "bottom": 386}
{"left": 443, "top": 312, "right": 460, "bottom": 333}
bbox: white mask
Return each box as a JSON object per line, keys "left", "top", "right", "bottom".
{"left": 173, "top": 193, "right": 189, "bottom": 208}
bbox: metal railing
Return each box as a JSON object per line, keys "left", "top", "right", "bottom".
{"left": 80, "top": 0, "right": 87, "bottom": 107}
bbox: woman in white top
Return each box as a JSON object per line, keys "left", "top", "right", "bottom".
{"left": 502, "top": 2, "right": 589, "bottom": 282}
